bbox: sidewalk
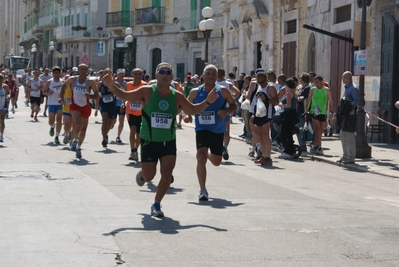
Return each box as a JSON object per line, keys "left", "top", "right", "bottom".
{"left": 205, "top": 117, "right": 399, "bottom": 179}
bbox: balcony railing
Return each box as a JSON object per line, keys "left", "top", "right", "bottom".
{"left": 55, "top": 26, "right": 73, "bottom": 39}
{"left": 106, "top": 11, "right": 134, "bottom": 28}
{"left": 73, "top": 27, "right": 108, "bottom": 39}
{"left": 38, "top": 15, "right": 58, "bottom": 28}
{"left": 135, "top": 7, "right": 165, "bottom": 25}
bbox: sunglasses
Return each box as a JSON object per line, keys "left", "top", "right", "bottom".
{"left": 158, "top": 69, "right": 172, "bottom": 75}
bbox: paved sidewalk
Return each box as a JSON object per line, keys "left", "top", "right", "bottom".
{"left": 184, "top": 117, "right": 399, "bottom": 179}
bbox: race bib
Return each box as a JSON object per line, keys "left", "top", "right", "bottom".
{"left": 151, "top": 112, "right": 172, "bottom": 129}
{"left": 198, "top": 111, "right": 215, "bottom": 125}
{"left": 130, "top": 101, "right": 141, "bottom": 110}
{"left": 102, "top": 95, "right": 113, "bottom": 103}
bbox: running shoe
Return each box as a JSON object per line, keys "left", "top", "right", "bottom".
{"left": 102, "top": 139, "right": 107, "bottom": 148}
{"left": 199, "top": 188, "right": 209, "bottom": 201}
{"left": 129, "top": 151, "right": 138, "bottom": 161}
{"left": 309, "top": 146, "right": 317, "bottom": 154}
{"left": 63, "top": 135, "right": 69, "bottom": 145}
{"left": 0, "top": 136, "right": 3, "bottom": 142}
{"left": 261, "top": 157, "right": 273, "bottom": 166}
{"left": 248, "top": 150, "right": 255, "bottom": 157}
{"left": 278, "top": 152, "right": 293, "bottom": 159}
{"left": 11, "top": 107, "right": 15, "bottom": 114}
{"left": 43, "top": 112, "right": 47, "bottom": 117}
{"left": 15, "top": 103, "right": 18, "bottom": 109}
{"left": 316, "top": 147, "right": 324, "bottom": 155}
{"left": 136, "top": 170, "right": 145, "bottom": 186}
{"left": 70, "top": 140, "right": 77, "bottom": 151}
{"left": 116, "top": 136, "right": 122, "bottom": 143}
{"left": 49, "top": 127, "right": 55, "bottom": 137}
{"left": 54, "top": 136, "right": 60, "bottom": 145}
{"left": 222, "top": 146, "right": 229, "bottom": 160}
{"left": 76, "top": 148, "right": 82, "bottom": 159}
{"left": 105, "top": 135, "right": 109, "bottom": 144}
{"left": 151, "top": 202, "right": 164, "bottom": 218}
{"left": 34, "top": 116, "right": 38, "bottom": 122}
{"left": 30, "top": 111, "right": 34, "bottom": 118}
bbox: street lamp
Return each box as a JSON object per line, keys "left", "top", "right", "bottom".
{"left": 124, "top": 27, "right": 133, "bottom": 74}
{"left": 49, "top": 41, "right": 55, "bottom": 68}
{"left": 198, "top": 7, "right": 215, "bottom": 65}
{"left": 31, "top": 44, "right": 37, "bottom": 69}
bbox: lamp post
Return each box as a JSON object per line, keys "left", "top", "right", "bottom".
{"left": 31, "top": 44, "right": 37, "bottom": 69}
{"left": 49, "top": 41, "right": 54, "bottom": 68}
{"left": 355, "top": 0, "right": 372, "bottom": 158}
{"left": 198, "top": 7, "right": 215, "bottom": 65}
{"left": 124, "top": 27, "right": 133, "bottom": 74}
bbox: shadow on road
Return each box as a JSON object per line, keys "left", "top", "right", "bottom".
{"left": 188, "top": 197, "right": 244, "bottom": 209}
{"left": 68, "top": 158, "right": 99, "bottom": 166}
{"left": 102, "top": 213, "right": 227, "bottom": 236}
{"left": 94, "top": 148, "right": 120, "bottom": 154}
{"left": 139, "top": 182, "right": 184, "bottom": 195}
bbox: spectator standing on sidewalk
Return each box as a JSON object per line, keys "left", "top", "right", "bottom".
{"left": 296, "top": 73, "right": 311, "bottom": 151}
{"left": 337, "top": 71, "right": 359, "bottom": 164}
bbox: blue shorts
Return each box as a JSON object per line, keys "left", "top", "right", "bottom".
{"left": 63, "top": 112, "right": 71, "bottom": 117}
{"left": 100, "top": 103, "right": 117, "bottom": 119}
{"left": 48, "top": 105, "right": 62, "bottom": 113}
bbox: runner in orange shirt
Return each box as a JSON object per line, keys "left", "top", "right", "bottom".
{"left": 125, "top": 68, "right": 146, "bottom": 161}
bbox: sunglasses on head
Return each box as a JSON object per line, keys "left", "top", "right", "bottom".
{"left": 158, "top": 69, "right": 172, "bottom": 75}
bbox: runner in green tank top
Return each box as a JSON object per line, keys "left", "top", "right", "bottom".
{"left": 104, "top": 62, "right": 219, "bottom": 218}
{"left": 306, "top": 75, "right": 334, "bottom": 156}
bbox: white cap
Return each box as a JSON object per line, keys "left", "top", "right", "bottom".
{"left": 116, "top": 69, "right": 125, "bottom": 75}
{"left": 72, "top": 67, "right": 78, "bottom": 71}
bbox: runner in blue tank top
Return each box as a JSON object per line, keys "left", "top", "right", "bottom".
{"left": 184, "top": 64, "right": 237, "bottom": 201}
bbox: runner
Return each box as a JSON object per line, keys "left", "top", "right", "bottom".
{"left": 0, "top": 74, "right": 10, "bottom": 142}
{"left": 215, "top": 68, "right": 240, "bottom": 160}
{"left": 103, "top": 62, "right": 219, "bottom": 218}
{"left": 113, "top": 69, "right": 127, "bottom": 143}
{"left": 59, "top": 64, "right": 98, "bottom": 159}
{"left": 125, "top": 68, "right": 146, "bottom": 161}
{"left": 40, "top": 68, "right": 52, "bottom": 117}
{"left": 23, "top": 68, "right": 32, "bottom": 106}
{"left": 42, "top": 66, "right": 63, "bottom": 144}
{"left": 27, "top": 69, "right": 44, "bottom": 122}
{"left": 61, "top": 72, "right": 76, "bottom": 145}
{"left": 94, "top": 69, "right": 116, "bottom": 147}
{"left": 4, "top": 73, "right": 18, "bottom": 114}
{"left": 184, "top": 64, "right": 237, "bottom": 201}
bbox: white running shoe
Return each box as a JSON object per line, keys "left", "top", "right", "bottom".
{"left": 199, "top": 188, "right": 209, "bottom": 201}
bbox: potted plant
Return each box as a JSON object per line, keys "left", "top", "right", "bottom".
{"left": 81, "top": 26, "right": 87, "bottom": 30}
{"left": 83, "top": 31, "right": 91, "bottom": 37}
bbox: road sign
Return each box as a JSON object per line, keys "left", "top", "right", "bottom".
{"left": 354, "top": 50, "right": 367, "bottom": 76}
{"left": 80, "top": 55, "right": 90, "bottom": 65}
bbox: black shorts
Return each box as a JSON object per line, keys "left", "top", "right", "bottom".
{"left": 196, "top": 130, "right": 224, "bottom": 156}
{"left": 116, "top": 106, "right": 126, "bottom": 116}
{"left": 127, "top": 114, "right": 142, "bottom": 133}
{"left": 30, "top": 96, "right": 41, "bottom": 106}
{"left": 313, "top": 114, "right": 327, "bottom": 122}
{"left": 253, "top": 116, "right": 271, "bottom": 127}
{"left": 100, "top": 103, "right": 117, "bottom": 119}
{"left": 140, "top": 139, "right": 176, "bottom": 163}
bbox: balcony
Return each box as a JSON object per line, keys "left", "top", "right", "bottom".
{"left": 75, "top": 0, "right": 89, "bottom": 4}
{"left": 134, "top": 7, "right": 165, "bottom": 33}
{"left": 106, "top": 11, "right": 134, "bottom": 30}
{"left": 38, "top": 15, "right": 58, "bottom": 29}
{"left": 73, "top": 27, "right": 108, "bottom": 41}
{"left": 55, "top": 26, "right": 74, "bottom": 42}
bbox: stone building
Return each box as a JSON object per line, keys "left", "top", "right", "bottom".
{"left": 106, "top": 0, "right": 224, "bottom": 80}
{"left": 0, "top": 1, "right": 26, "bottom": 66}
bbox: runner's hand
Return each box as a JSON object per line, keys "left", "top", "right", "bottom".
{"left": 183, "top": 115, "right": 192, "bottom": 123}
{"left": 205, "top": 87, "right": 218, "bottom": 104}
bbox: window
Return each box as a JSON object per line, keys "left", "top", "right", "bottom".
{"left": 285, "top": 19, "right": 296, "bottom": 34}
{"left": 335, "top": 5, "right": 351, "bottom": 24}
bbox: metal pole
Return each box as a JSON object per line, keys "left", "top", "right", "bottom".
{"left": 51, "top": 50, "right": 54, "bottom": 67}
{"left": 355, "top": 0, "right": 372, "bottom": 158}
{"left": 204, "top": 30, "right": 211, "bottom": 65}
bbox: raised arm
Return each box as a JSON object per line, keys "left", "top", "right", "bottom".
{"left": 177, "top": 87, "right": 218, "bottom": 115}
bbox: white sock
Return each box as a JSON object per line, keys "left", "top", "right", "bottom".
{"left": 56, "top": 132, "right": 59, "bottom": 137}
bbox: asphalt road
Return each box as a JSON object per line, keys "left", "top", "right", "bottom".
{"left": 1, "top": 104, "right": 399, "bottom": 267}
